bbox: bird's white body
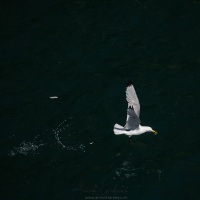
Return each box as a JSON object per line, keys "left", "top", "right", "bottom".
{"left": 114, "top": 124, "right": 153, "bottom": 136}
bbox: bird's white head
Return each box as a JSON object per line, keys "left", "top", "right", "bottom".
{"left": 145, "top": 126, "right": 158, "bottom": 135}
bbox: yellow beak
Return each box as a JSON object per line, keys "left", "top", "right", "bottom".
{"left": 152, "top": 130, "right": 158, "bottom": 135}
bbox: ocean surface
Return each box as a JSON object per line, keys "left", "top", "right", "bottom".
{"left": 1, "top": 0, "right": 200, "bottom": 199}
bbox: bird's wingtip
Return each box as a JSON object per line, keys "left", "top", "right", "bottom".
{"left": 126, "top": 80, "right": 132, "bottom": 88}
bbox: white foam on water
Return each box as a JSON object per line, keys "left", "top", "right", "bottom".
{"left": 8, "top": 116, "right": 88, "bottom": 156}
{"left": 114, "top": 160, "right": 163, "bottom": 181}
{"left": 9, "top": 141, "right": 45, "bottom": 156}
{"left": 114, "top": 160, "right": 139, "bottom": 180}
{"left": 53, "top": 117, "right": 86, "bottom": 152}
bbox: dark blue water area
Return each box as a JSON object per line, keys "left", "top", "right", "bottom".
{"left": 1, "top": 0, "right": 200, "bottom": 199}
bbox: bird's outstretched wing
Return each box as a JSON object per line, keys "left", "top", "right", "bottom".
{"left": 126, "top": 81, "right": 140, "bottom": 117}
{"left": 124, "top": 108, "right": 140, "bottom": 130}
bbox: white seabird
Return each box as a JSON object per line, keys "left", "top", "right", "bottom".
{"left": 114, "top": 81, "right": 158, "bottom": 138}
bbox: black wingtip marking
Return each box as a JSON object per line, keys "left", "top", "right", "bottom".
{"left": 126, "top": 80, "right": 132, "bottom": 87}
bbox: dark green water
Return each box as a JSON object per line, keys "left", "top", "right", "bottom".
{"left": 1, "top": 0, "right": 200, "bottom": 199}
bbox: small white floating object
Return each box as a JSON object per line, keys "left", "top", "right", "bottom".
{"left": 50, "top": 96, "right": 58, "bottom": 99}
{"left": 90, "top": 142, "right": 93, "bottom": 144}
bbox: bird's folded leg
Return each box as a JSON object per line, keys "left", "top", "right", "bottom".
{"left": 128, "top": 136, "right": 132, "bottom": 143}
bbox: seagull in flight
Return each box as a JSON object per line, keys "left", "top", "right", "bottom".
{"left": 114, "top": 81, "right": 157, "bottom": 140}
